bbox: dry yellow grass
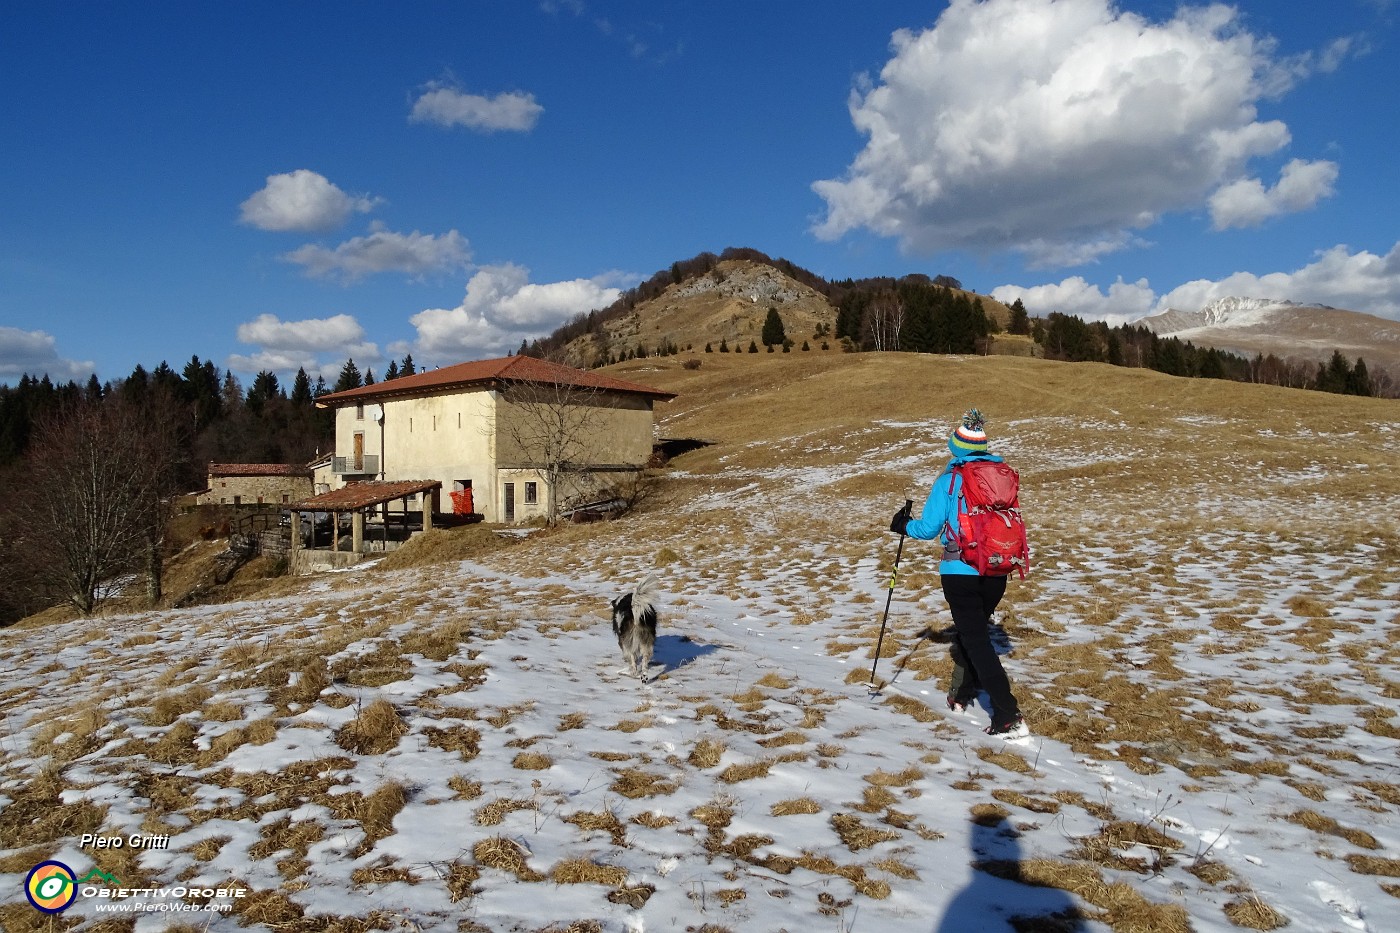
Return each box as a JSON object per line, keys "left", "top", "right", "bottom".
{"left": 335, "top": 699, "right": 407, "bottom": 755}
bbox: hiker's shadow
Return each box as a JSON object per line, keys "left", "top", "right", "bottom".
{"left": 935, "top": 816, "right": 1091, "bottom": 932}
{"left": 651, "top": 634, "right": 718, "bottom": 678}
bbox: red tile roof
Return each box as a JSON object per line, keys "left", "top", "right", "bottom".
{"left": 208, "top": 463, "right": 312, "bottom": 477}
{"left": 316, "top": 355, "right": 677, "bottom": 406}
{"left": 289, "top": 480, "right": 442, "bottom": 511}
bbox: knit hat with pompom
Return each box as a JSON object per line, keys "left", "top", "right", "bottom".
{"left": 947, "top": 409, "right": 989, "bottom": 457}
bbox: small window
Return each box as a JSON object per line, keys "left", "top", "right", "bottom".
{"left": 525, "top": 482, "right": 538, "bottom": 504}
{"left": 356, "top": 403, "right": 364, "bottom": 420}
{"left": 282, "top": 494, "right": 290, "bottom": 504}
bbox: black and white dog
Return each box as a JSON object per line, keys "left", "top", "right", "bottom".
{"left": 610, "top": 574, "right": 660, "bottom": 682}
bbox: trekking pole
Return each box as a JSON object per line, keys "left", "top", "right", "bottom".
{"left": 869, "top": 499, "right": 913, "bottom": 690}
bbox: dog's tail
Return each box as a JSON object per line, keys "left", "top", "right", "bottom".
{"left": 633, "top": 573, "right": 660, "bottom": 618}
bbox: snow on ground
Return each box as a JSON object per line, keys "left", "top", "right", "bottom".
{"left": 2, "top": 414, "right": 1398, "bottom": 933}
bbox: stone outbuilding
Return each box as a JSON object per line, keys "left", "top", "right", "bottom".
{"left": 197, "top": 463, "right": 313, "bottom": 507}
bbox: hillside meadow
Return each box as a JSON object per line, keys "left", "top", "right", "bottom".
{"left": 1, "top": 351, "right": 1397, "bottom": 932}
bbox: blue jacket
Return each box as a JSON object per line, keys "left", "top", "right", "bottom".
{"left": 904, "top": 453, "right": 1004, "bottom": 576}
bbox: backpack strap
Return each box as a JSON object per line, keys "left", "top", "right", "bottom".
{"left": 940, "top": 465, "right": 966, "bottom": 561}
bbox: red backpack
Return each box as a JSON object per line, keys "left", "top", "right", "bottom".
{"left": 944, "top": 461, "right": 1030, "bottom": 578}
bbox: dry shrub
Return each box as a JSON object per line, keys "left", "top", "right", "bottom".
{"left": 423, "top": 723, "right": 482, "bottom": 760}
{"left": 983, "top": 857, "right": 1193, "bottom": 933}
{"left": 563, "top": 809, "right": 627, "bottom": 846}
{"left": 1186, "top": 860, "right": 1234, "bottom": 886}
{"left": 1072, "top": 821, "right": 1184, "bottom": 873}
{"left": 630, "top": 811, "right": 677, "bottom": 829}
{"left": 476, "top": 797, "right": 533, "bottom": 826}
{"left": 858, "top": 767, "right": 918, "bottom": 791}
{"left": 248, "top": 816, "right": 325, "bottom": 861}
{"left": 442, "top": 861, "right": 481, "bottom": 903}
{"left": 276, "top": 658, "right": 331, "bottom": 707}
{"left": 1285, "top": 779, "right": 1328, "bottom": 802}
{"left": 357, "top": 781, "right": 408, "bottom": 850}
{"left": 448, "top": 775, "right": 483, "bottom": 800}
{"left": 772, "top": 797, "right": 822, "bottom": 816}
{"left": 188, "top": 836, "right": 230, "bottom": 862}
{"left": 1223, "top": 894, "right": 1289, "bottom": 930}
{"left": 831, "top": 813, "right": 899, "bottom": 851}
{"left": 1345, "top": 854, "right": 1400, "bottom": 877}
{"left": 688, "top": 736, "right": 726, "bottom": 768}
{"left": 146, "top": 719, "right": 201, "bottom": 765}
{"left": 203, "top": 697, "right": 243, "bottom": 717}
{"left": 872, "top": 857, "right": 920, "bottom": 880}
{"left": 550, "top": 858, "right": 629, "bottom": 886}
{"left": 856, "top": 786, "right": 897, "bottom": 813}
{"left": 976, "top": 745, "right": 1038, "bottom": 775}
{"left": 718, "top": 758, "right": 774, "bottom": 783}
{"left": 883, "top": 693, "right": 937, "bottom": 722}
{"left": 1285, "top": 594, "right": 1330, "bottom": 618}
{"left": 757, "top": 730, "right": 808, "bottom": 748}
{"left": 28, "top": 704, "right": 108, "bottom": 763}
{"left": 558, "top": 711, "right": 588, "bottom": 730}
{"left": 335, "top": 699, "right": 408, "bottom": 755}
{"left": 991, "top": 789, "right": 1062, "bottom": 813}
{"left": 472, "top": 835, "right": 544, "bottom": 881}
{"left": 971, "top": 803, "right": 1012, "bottom": 825}
{"left": 690, "top": 799, "right": 735, "bottom": 831}
{"left": 756, "top": 671, "right": 792, "bottom": 689}
{"left": 351, "top": 862, "right": 419, "bottom": 885}
{"left": 611, "top": 767, "right": 679, "bottom": 798}
{"left": 1284, "top": 809, "right": 1379, "bottom": 849}
{"left": 1357, "top": 781, "right": 1400, "bottom": 806}
{"left": 512, "top": 751, "right": 553, "bottom": 770}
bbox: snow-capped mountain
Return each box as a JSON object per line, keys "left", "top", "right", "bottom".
{"left": 1134, "top": 296, "right": 1400, "bottom": 372}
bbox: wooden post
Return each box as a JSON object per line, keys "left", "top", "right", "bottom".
{"left": 352, "top": 511, "right": 364, "bottom": 553}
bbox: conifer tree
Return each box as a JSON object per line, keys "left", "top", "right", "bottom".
{"left": 761, "top": 307, "right": 787, "bottom": 347}
{"left": 334, "top": 359, "right": 363, "bottom": 393}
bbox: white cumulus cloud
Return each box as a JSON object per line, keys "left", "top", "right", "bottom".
{"left": 239, "top": 169, "right": 381, "bottom": 233}
{"left": 1208, "top": 158, "right": 1339, "bottom": 229}
{"left": 408, "top": 264, "right": 629, "bottom": 361}
{"left": 991, "top": 276, "right": 1157, "bottom": 327}
{"left": 409, "top": 85, "right": 544, "bottom": 133}
{"left": 0, "top": 327, "right": 95, "bottom": 382}
{"left": 236, "top": 313, "right": 375, "bottom": 354}
{"left": 812, "top": 0, "right": 1339, "bottom": 266}
{"left": 996, "top": 241, "right": 1400, "bottom": 323}
{"left": 282, "top": 229, "right": 472, "bottom": 282}
{"left": 230, "top": 313, "right": 380, "bottom": 381}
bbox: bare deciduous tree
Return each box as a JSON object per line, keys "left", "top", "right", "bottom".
{"left": 494, "top": 376, "right": 611, "bottom": 526}
{"left": 10, "top": 393, "right": 184, "bottom": 615}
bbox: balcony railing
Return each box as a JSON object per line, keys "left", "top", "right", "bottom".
{"left": 332, "top": 454, "right": 379, "bottom": 475}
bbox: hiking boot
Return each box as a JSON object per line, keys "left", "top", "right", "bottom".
{"left": 984, "top": 715, "right": 1029, "bottom": 739}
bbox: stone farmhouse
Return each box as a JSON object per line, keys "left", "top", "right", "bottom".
{"left": 308, "top": 355, "right": 676, "bottom": 526}
{"left": 197, "top": 463, "right": 312, "bottom": 507}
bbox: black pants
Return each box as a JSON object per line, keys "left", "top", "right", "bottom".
{"left": 941, "top": 574, "right": 1019, "bottom": 724}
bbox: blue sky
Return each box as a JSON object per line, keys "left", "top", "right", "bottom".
{"left": 2, "top": 0, "right": 1397, "bottom": 386}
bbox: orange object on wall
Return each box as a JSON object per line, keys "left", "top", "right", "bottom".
{"left": 449, "top": 487, "right": 474, "bottom": 514}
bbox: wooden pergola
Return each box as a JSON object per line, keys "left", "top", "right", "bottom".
{"left": 288, "top": 480, "right": 442, "bottom": 555}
